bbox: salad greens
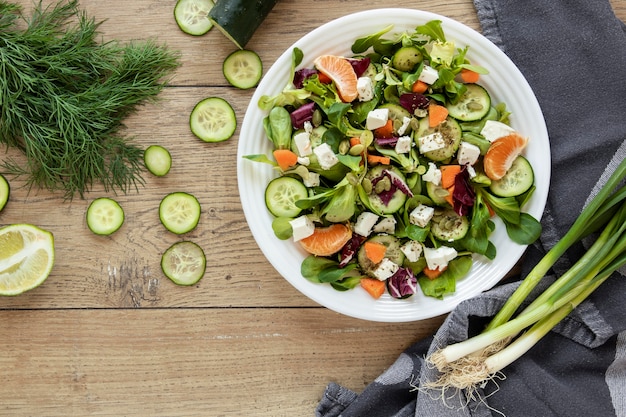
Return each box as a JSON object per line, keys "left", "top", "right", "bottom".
{"left": 245, "top": 20, "right": 541, "bottom": 301}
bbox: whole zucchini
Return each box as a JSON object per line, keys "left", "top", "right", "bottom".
{"left": 208, "top": 0, "right": 278, "bottom": 49}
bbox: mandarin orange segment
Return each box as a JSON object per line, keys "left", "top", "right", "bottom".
{"left": 299, "top": 223, "right": 352, "bottom": 256}
{"left": 483, "top": 133, "right": 528, "bottom": 180}
{"left": 313, "top": 55, "right": 358, "bottom": 102}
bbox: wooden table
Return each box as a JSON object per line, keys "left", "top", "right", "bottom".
{"left": 1, "top": 1, "right": 624, "bottom": 415}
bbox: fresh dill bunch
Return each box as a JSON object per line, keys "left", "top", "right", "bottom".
{"left": 0, "top": 0, "right": 181, "bottom": 198}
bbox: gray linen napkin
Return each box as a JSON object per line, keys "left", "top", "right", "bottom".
{"left": 316, "top": 0, "right": 626, "bottom": 416}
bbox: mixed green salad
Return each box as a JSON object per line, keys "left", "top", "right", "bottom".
{"left": 245, "top": 20, "right": 541, "bottom": 300}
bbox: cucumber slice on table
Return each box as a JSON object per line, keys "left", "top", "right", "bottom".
{"left": 0, "top": 174, "right": 9, "bottom": 212}
{"left": 264, "top": 176, "right": 308, "bottom": 218}
{"left": 86, "top": 197, "right": 125, "bottom": 236}
{"left": 161, "top": 241, "right": 206, "bottom": 285}
{"left": 174, "top": 0, "right": 215, "bottom": 36}
{"left": 190, "top": 97, "right": 237, "bottom": 142}
{"left": 446, "top": 84, "right": 491, "bottom": 122}
{"left": 223, "top": 49, "right": 263, "bottom": 89}
{"left": 144, "top": 145, "right": 172, "bottom": 177}
{"left": 489, "top": 155, "right": 534, "bottom": 197}
{"left": 159, "top": 192, "right": 201, "bottom": 234}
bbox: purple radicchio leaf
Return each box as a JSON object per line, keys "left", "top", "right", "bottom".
{"left": 348, "top": 57, "right": 371, "bottom": 77}
{"left": 370, "top": 169, "right": 414, "bottom": 205}
{"left": 290, "top": 102, "right": 316, "bottom": 129}
{"left": 387, "top": 267, "right": 417, "bottom": 298}
{"left": 453, "top": 165, "right": 475, "bottom": 216}
{"left": 399, "top": 93, "right": 430, "bottom": 114}
{"left": 374, "top": 136, "right": 399, "bottom": 147}
{"left": 339, "top": 234, "right": 366, "bottom": 268}
{"left": 293, "top": 68, "right": 318, "bottom": 89}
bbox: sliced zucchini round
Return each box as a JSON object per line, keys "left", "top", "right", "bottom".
{"left": 446, "top": 84, "right": 491, "bottom": 121}
{"left": 489, "top": 155, "right": 534, "bottom": 197}
{"left": 161, "top": 241, "right": 206, "bottom": 285}
{"left": 86, "top": 197, "right": 125, "bottom": 236}
{"left": 190, "top": 97, "right": 237, "bottom": 142}
{"left": 0, "top": 174, "right": 9, "bottom": 212}
{"left": 430, "top": 208, "right": 469, "bottom": 241}
{"left": 159, "top": 192, "right": 201, "bottom": 234}
{"left": 144, "top": 145, "right": 172, "bottom": 177}
{"left": 174, "top": 0, "right": 215, "bottom": 36}
{"left": 223, "top": 49, "right": 263, "bottom": 89}
{"left": 264, "top": 176, "right": 308, "bottom": 218}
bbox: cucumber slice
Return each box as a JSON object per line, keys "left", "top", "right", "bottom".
{"left": 425, "top": 181, "right": 450, "bottom": 206}
{"left": 489, "top": 155, "right": 534, "bottom": 197}
{"left": 86, "top": 197, "right": 124, "bottom": 236}
{"left": 161, "top": 241, "right": 206, "bottom": 285}
{"left": 358, "top": 234, "right": 405, "bottom": 276}
{"left": 416, "top": 116, "right": 462, "bottom": 161}
{"left": 365, "top": 165, "right": 409, "bottom": 214}
{"left": 159, "top": 192, "right": 201, "bottom": 234}
{"left": 223, "top": 49, "right": 262, "bottom": 89}
{"left": 144, "top": 145, "right": 172, "bottom": 177}
{"left": 430, "top": 208, "right": 469, "bottom": 241}
{"left": 264, "top": 176, "right": 308, "bottom": 218}
{"left": 0, "top": 174, "right": 9, "bottom": 212}
{"left": 446, "top": 84, "right": 491, "bottom": 122}
{"left": 190, "top": 97, "right": 237, "bottom": 142}
{"left": 391, "top": 46, "right": 423, "bottom": 72}
{"left": 174, "top": 0, "right": 215, "bottom": 36}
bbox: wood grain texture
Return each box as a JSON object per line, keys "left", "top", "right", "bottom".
{"left": 0, "top": 0, "right": 624, "bottom": 415}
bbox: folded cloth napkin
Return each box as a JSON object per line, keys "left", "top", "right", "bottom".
{"left": 316, "top": 0, "right": 626, "bottom": 416}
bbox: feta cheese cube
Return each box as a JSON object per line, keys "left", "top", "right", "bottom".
{"left": 418, "top": 132, "right": 446, "bottom": 154}
{"left": 366, "top": 108, "right": 389, "bottom": 130}
{"left": 397, "top": 116, "right": 412, "bottom": 136}
{"left": 313, "top": 143, "right": 339, "bottom": 170}
{"left": 357, "top": 77, "right": 374, "bottom": 102}
{"left": 401, "top": 240, "right": 423, "bottom": 263}
{"left": 418, "top": 65, "right": 439, "bottom": 85}
{"left": 422, "top": 162, "right": 442, "bottom": 185}
{"left": 423, "top": 246, "right": 458, "bottom": 270}
{"left": 289, "top": 215, "right": 315, "bottom": 242}
{"left": 466, "top": 164, "right": 477, "bottom": 178}
{"left": 395, "top": 135, "right": 412, "bottom": 154}
{"left": 457, "top": 141, "right": 481, "bottom": 165}
{"left": 303, "top": 171, "right": 320, "bottom": 187}
{"left": 297, "top": 156, "right": 310, "bottom": 166}
{"left": 303, "top": 121, "right": 313, "bottom": 134}
{"left": 372, "top": 258, "right": 399, "bottom": 281}
{"left": 480, "top": 120, "right": 516, "bottom": 142}
{"left": 373, "top": 217, "right": 396, "bottom": 234}
{"left": 409, "top": 204, "right": 435, "bottom": 228}
{"left": 353, "top": 211, "right": 379, "bottom": 237}
{"left": 294, "top": 131, "right": 312, "bottom": 156}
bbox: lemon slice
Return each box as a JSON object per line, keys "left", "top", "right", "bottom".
{"left": 0, "top": 224, "right": 55, "bottom": 296}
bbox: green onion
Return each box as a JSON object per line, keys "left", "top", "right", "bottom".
{"left": 428, "top": 157, "right": 626, "bottom": 390}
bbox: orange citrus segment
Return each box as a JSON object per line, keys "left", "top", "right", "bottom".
{"left": 483, "top": 133, "right": 528, "bottom": 180}
{"left": 313, "top": 55, "right": 358, "bottom": 102}
{"left": 299, "top": 223, "right": 352, "bottom": 256}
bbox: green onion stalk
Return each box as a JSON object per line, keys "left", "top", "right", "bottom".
{"left": 427, "top": 158, "right": 626, "bottom": 390}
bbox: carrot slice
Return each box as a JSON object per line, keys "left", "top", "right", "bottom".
{"left": 360, "top": 277, "right": 386, "bottom": 299}
{"left": 367, "top": 154, "right": 391, "bottom": 165}
{"left": 349, "top": 137, "right": 361, "bottom": 147}
{"left": 428, "top": 102, "right": 449, "bottom": 128}
{"left": 460, "top": 68, "right": 480, "bottom": 83}
{"left": 374, "top": 119, "right": 394, "bottom": 138}
{"left": 364, "top": 241, "right": 387, "bottom": 264}
{"left": 273, "top": 149, "right": 298, "bottom": 170}
{"left": 423, "top": 266, "right": 447, "bottom": 279}
{"left": 440, "top": 165, "right": 462, "bottom": 189}
{"left": 412, "top": 80, "right": 428, "bottom": 94}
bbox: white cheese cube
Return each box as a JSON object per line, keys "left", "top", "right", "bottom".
{"left": 366, "top": 108, "right": 389, "bottom": 130}
{"left": 457, "top": 141, "right": 481, "bottom": 165}
{"left": 373, "top": 217, "right": 396, "bottom": 234}
{"left": 422, "top": 162, "right": 442, "bottom": 185}
{"left": 423, "top": 246, "right": 458, "bottom": 270}
{"left": 480, "top": 120, "right": 516, "bottom": 142}
{"left": 357, "top": 77, "right": 374, "bottom": 102}
{"left": 303, "top": 121, "right": 313, "bottom": 134}
{"left": 353, "top": 211, "right": 379, "bottom": 237}
{"left": 466, "top": 164, "right": 477, "bottom": 178}
{"left": 409, "top": 204, "right": 435, "bottom": 228}
{"left": 395, "top": 135, "right": 412, "bottom": 154}
{"left": 397, "top": 116, "right": 412, "bottom": 136}
{"left": 313, "top": 143, "right": 339, "bottom": 170}
{"left": 418, "top": 132, "right": 446, "bottom": 153}
{"left": 401, "top": 240, "right": 423, "bottom": 263}
{"left": 418, "top": 65, "right": 439, "bottom": 85}
{"left": 289, "top": 215, "right": 315, "bottom": 242}
{"left": 372, "top": 258, "right": 399, "bottom": 281}
{"left": 294, "top": 131, "right": 312, "bottom": 156}
{"left": 303, "top": 171, "right": 320, "bottom": 187}
{"left": 297, "top": 156, "right": 310, "bottom": 166}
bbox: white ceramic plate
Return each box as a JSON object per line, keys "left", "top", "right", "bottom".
{"left": 237, "top": 9, "right": 550, "bottom": 322}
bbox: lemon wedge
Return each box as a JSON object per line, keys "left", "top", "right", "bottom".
{"left": 0, "top": 224, "right": 55, "bottom": 296}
